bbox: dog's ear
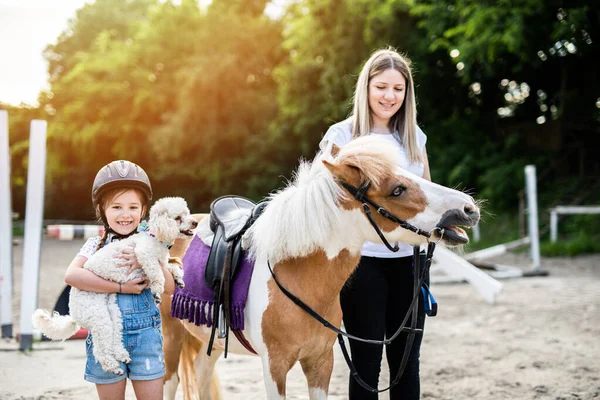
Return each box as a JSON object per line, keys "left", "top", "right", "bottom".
{"left": 151, "top": 212, "right": 180, "bottom": 244}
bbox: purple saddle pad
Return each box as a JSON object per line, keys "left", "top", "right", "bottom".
{"left": 170, "top": 235, "right": 254, "bottom": 330}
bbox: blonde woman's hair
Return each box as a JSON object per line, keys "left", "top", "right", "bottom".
{"left": 350, "top": 48, "right": 423, "bottom": 164}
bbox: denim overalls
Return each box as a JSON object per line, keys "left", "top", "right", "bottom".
{"left": 83, "top": 237, "right": 166, "bottom": 383}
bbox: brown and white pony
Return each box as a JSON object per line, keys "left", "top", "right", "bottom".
{"left": 162, "top": 136, "right": 480, "bottom": 399}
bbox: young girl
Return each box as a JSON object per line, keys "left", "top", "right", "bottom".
{"left": 319, "top": 48, "right": 431, "bottom": 399}
{"left": 64, "top": 160, "right": 174, "bottom": 400}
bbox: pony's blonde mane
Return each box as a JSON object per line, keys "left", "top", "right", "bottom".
{"left": 247, "top": 136, "right": 401, "bottom": 263}
{"left": 246, "top": 152, "right": 344, "bottom": 263}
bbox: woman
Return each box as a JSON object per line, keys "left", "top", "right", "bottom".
{"left": 319, "top": 48, "right": 431, "bottom": 399}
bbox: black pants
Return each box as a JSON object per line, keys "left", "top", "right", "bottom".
{"left": 340, "top": 255, "right": 427, "bottom": 400}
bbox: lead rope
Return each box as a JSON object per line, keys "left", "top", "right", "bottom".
{"left": 336, "top": 242, "right": 436, "bottom": 393}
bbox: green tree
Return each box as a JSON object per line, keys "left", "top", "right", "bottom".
{"left": 8, "top": 0, "right": 599, "bottom": 222}
{"left": 41, "top": 0, "right": 204, "bottom": 218}
{"left": 272, "top": 0, "right": 372, "bottom": 179}
{"left": 148, "top": 0, "right": 285, "bottom": 209}
{"left": 44, "top": 0, "right": 156, "bottom": 85}
{"left": 368, "top": 0, "right": 600, "bottom": 210}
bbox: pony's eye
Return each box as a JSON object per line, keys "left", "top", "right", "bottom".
{"left": 391, "top": 185, "right": 406, "bottom": 197}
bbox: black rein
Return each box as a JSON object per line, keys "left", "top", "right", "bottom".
{"left": 267, "top": 180, "right": 443, "bottom": 394}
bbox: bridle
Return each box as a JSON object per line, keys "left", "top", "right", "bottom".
{"left": 339, "top": 180, "right": 439, "bottom": 251}
{"left": 267, "top": 179, "right": 444, "bottom": 393}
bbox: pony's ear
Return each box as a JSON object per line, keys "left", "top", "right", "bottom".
{"left": 330, "top": 144, "right": 341, "bottom": 158}
{"left": 322, "top": 160, "right": 362, "bottom": 185}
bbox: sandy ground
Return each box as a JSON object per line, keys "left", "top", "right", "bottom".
{"left": 1, "top": 238, "right": 599, "bottom": 399}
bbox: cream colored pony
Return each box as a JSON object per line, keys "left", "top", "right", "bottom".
{"left": 162, "top": 136, "right": 480, "bottom": 399}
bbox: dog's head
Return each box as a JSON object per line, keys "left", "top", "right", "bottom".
{"left": 148, "top": 197, "right": 197, "bottom": 244}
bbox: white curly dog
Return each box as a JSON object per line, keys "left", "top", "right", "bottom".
{"left": 32, "top": 196, "right": 197, "bottom": 375}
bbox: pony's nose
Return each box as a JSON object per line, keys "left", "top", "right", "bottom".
{"left": 464, "top": 203, "right": 480, "bottom": 221}
{"left": 191, "top": 220, "right": 198, "bottom": 228}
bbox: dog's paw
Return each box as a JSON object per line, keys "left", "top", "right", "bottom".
{"left": 102, "top": 360, "right": 125, "bottom": 376}
{"left": 114, "top": 351, "right": 131, "bottom": 365}
{"left": 153, "top": 294, "right": 162, "bottom": 304}
{"left": 175, "top": 278, "right": 185, "bottom": 289}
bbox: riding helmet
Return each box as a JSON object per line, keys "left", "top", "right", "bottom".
{"left": 91, "top": 160, "right": 152, "bottom": 207}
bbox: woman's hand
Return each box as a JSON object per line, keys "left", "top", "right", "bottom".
{"left": 120, "top": 278, "right": 148, "bottom": 295}
{"left": 114, "top": 243, "right": 142, "bottom": 275}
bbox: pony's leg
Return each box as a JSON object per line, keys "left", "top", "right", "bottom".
{"left": 160, "top": 293, "right": 183, "bottom": 400}
{"left": 261, "top": 353, "right": 290, "bottom": 400}
{"left": 164, "top": 238, "right": 195, "bottom": 399}
{"left": 177, "top": 328, "right": 223, "bottom": 400}
{"left": 194, "top": 340, "right": 223, "bottom": 399}
{"left": 299, "top": 348, "right": 334, "bottom": 400}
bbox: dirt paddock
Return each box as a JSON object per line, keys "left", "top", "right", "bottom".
{"left": 1, "top": 238, "right": 598, "bottom": 399}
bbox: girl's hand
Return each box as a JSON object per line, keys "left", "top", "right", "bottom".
{"left": 120, "top": 278, "right": 148, "bottom": 294}
{"left": 114, "top": 243, "right": 142, "bottom": 275}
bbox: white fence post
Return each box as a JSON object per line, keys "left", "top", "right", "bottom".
{"left": 525, "top": 165, "right": 541, "bottom": 271}
{"left": 550, "top": 209, "right": 558, "bottom": 243}
{"left": 0, "top": 110, "right": 13, "bottom": 338}
{"left": 19, "top": 120, "right": 47, "bottom": 350}
{"left": 472, "top": 223, "right": 480, "bottom": 242}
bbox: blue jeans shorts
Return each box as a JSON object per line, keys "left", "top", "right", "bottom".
{"left": 84, "top": 289, "right": 166, "bottom": 384}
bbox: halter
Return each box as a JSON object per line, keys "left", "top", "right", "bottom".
{"left": 267, "top": 180, "right": 444, "bottom": 393}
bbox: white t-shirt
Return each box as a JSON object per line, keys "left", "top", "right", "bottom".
{"left": 77, "top": 236, "right": 103, "bottom": 259}
{"left": 319, "top": 119, "right": 428, "bottom": 258}
{"left": 77, "top": 233, "right": 122, "bottom": 259}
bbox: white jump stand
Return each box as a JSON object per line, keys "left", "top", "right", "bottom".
{"left": 431, "top": 246, "right": 503, "bottom": 305}
{"left": 550, "top": 205, "right": 600, "bottom": 242}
